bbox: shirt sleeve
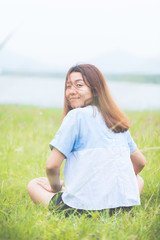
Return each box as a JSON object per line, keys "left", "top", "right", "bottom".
{"left": 49, "top": 109, "right": 80, "bottom": 158}
{"left": 126, "top": 130, "right": 137, "bottom": 154}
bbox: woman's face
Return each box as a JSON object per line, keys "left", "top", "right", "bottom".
{"left": 66, "top": 72, "right": 93, "bottom": 109}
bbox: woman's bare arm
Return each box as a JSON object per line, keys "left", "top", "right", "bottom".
{"left": 130, "top": 149, "right": 146, "bottom": 175}
{"left": 46, "top": 148, "right": 65, "bottom": 192}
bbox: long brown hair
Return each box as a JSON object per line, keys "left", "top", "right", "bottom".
{"left": 62, "top": 64, "right": 130, "bottom": 133}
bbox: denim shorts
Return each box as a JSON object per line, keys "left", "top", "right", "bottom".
{"left": 49, "top": 192, "right": 132, "bottom": 217}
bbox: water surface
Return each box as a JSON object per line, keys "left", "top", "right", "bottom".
{"left": 0, "top": 76, "right": 160, "bottom": 110}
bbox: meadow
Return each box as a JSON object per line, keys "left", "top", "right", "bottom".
{"left": 0, "top": 105, "right": 160, "bottom": 240}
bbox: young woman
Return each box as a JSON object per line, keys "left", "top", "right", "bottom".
{"left": 27, "top": 64, "right": 146, "bottom": 216}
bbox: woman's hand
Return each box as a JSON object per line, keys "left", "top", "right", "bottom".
{"left": 37, "top": 177, "right": 64, "bottom": 193}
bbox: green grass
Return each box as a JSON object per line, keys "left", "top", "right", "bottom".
{"left": 0, "top": 105, "right": 160, "bottom": 240}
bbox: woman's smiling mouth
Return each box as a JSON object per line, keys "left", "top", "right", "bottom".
{"left": 69, "top": 97, "right": 80, "bottom": 100}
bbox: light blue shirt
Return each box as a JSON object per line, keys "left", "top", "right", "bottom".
{"left": 49, "top": 105, "right": 140, "bottom": 210}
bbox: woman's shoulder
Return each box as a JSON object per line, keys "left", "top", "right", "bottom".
{"left": 66, "top": 105, "right": 97, "bottom": 119}
{"left": 65, "top": 107, "right": 82, "bottom": 119}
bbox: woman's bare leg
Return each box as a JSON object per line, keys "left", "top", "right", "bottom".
{"left": 27, "top": 176, "right": 144, "bottom": 207}
{"left": 136, "top": 175, "right": 144, "bottom": 195}
{"left": 27, "top": 177, "right": 64, "bottom": 206}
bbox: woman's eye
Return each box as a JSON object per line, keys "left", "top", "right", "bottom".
{"left": 66, "top": 85, "right": 71, "bottom": 88}
{"left": 77, "top": 84, "right": 82, "bottom": 87}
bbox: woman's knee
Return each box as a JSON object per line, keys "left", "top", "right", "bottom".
{"left": 137, "top": 175, "right": 144, "bottom": 195}
{"left": 138, "top": 175, "right": 144, "bottom": 186}
{"left": 27, "top": 178, "right": 38, "bottom": 194}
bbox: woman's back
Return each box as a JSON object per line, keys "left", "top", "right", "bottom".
{"left": 49, "top": 105, "right": 140, "bottom": 210}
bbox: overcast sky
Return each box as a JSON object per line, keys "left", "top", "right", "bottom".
{"left": 0, "top": 0, "right": 160, "bottom": 68}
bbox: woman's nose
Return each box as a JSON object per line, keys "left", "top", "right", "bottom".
{"left": 69, "top": 85, "right": 77, "bottom": 94}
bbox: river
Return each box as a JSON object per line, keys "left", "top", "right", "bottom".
{"left": 0, "top": 76, "right": 160, "bottom": 110}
